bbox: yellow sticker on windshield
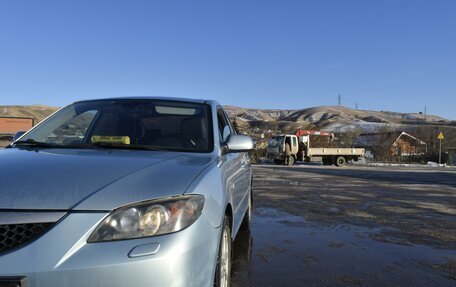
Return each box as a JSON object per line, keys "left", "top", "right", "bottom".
{"left": 91, "top": 136, "right": 131, "bottom": 145}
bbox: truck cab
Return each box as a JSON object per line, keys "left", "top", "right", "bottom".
{"left": 266, "top": 135, "right": 299, "bottom": 165}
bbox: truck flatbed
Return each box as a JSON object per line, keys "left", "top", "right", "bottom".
{"left": 307, "top": 147, "right": 365, "bottom": 157}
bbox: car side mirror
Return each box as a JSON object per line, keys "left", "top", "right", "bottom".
{"left": 226, "top": 135, "right": 254, "bottom": 153}
{"left": 13, "top": 131, "right": 26, "bottom": 141}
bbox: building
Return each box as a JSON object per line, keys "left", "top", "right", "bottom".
{"left": 0, "top": 116, "right": 34, "bottom": 136}
{"left": 354, "top": 131, "right": 427, "bottom": 162}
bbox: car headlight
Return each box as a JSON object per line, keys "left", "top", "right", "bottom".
{"left": 88, "top": 195, "right": 205, "bottom": 242}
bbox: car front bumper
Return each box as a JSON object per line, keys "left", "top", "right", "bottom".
{"left": 0, "top": 212, "right": 220, "bottom": 287}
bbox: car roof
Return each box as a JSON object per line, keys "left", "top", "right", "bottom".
{"left": 74, "top": 97, "right": 220, "bottom": 106}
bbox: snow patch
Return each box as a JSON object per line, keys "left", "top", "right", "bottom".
{"left": 351, "top": 162, "right": 448, "bottom": 168}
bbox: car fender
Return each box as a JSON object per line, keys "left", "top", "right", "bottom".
{"left": 184, "top": 159, "right": 231, "bottom": 229}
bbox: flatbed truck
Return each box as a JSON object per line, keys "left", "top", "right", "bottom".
{"left": 266, "top": 130, "right": 365, "bottom": 166}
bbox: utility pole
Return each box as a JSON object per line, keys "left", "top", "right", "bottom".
{"left": 338, "top": 95, "right": 341, "bottom": 106}
{"left": 424, "top": 106, "right": 427, "bottom": 121}
{"left": 355, "top": 103, "right": 358, "bottom": 110}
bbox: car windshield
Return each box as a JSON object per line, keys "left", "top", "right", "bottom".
{"left": 17, "top": 99, "right": 213, "bottom": 152}
{"left": 268, "top": 136, "right": 283, "bottom": 148}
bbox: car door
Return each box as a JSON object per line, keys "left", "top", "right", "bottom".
{"left": 218, "top": 108, "right": 251, "bottom": 233}
{"left": 222, "top": 109, "right": 251, "bottom": 211}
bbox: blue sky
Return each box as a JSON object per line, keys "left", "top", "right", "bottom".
{"left": 0, "top": 0, "right": 455, "bottom": 119}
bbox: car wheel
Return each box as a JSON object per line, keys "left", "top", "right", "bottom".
{"left": 214, "top": 215, "right": 232, "bottom": 287}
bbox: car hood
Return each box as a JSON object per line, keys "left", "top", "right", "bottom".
{"left": 0, "top": 148, "right": 215, "bottom": 210}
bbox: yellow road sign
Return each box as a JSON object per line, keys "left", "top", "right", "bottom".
{"left": 438, "top": 132, "right": 444, "bottom": 140}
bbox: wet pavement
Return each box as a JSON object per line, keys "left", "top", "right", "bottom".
{"left": 231, "top": 164, "right": 456, "bottom": 286}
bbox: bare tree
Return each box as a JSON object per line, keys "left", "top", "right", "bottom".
{"left": 414, "top": 126, "right": 456, "bottom": 163}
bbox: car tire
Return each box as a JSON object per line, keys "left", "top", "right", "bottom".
{"left": 214, "top": 215, "right": 232, "bottom": 287}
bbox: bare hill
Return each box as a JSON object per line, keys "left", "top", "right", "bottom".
{"left": 0, "top": 105, "right": 58, "bottom": 123}
{"left": 225, "top": 105, "right": 454, "bottom": 134}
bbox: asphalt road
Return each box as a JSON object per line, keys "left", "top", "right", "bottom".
{"left": 231, "top": 164, "right": 456, "bottom": 287}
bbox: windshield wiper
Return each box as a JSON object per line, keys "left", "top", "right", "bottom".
{"left": 8, "top": 139, "right": 61, "bottom": 148}
{"left": 7, "top": 139, "right": 166, "bottom": 151}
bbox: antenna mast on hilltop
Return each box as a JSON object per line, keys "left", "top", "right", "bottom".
{"left": 338, "top": 94, "right": 341, "bottom": 106}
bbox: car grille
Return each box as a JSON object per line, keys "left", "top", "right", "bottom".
{"left": 0, "top": 223, "right": 53, "bottom": 254}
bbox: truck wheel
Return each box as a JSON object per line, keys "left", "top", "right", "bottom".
{"left": 273, "top": 159, "right": 283, "bottom": 165}
{"left": 335, "top": 156, "right": 346, "bottom": 166}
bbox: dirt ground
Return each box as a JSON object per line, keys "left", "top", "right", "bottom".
{"left": 231, "top": 164, "right": 456, "bottom": 287}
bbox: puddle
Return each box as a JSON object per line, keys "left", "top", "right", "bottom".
{"left": 231, "top": 207, "right": 456, "bottom": 287}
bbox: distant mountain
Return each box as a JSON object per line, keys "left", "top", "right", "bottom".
{"left": 224, "top": 105, "right": 454, "bottom": 134}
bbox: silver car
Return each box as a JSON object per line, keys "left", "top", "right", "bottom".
{"left": 0, "top": 98, "right": 254, "bottom": 287}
